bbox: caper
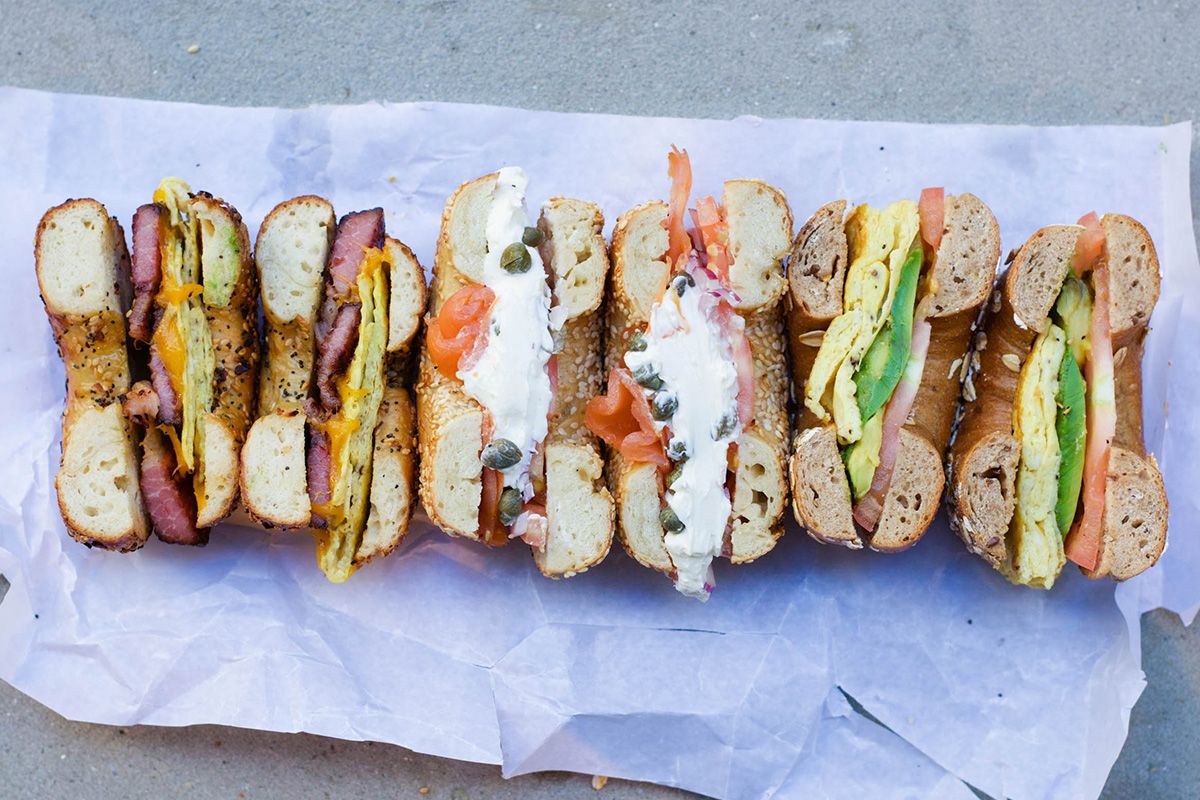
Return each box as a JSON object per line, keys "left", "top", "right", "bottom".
{"left": 500, "top": 242, "right": 531, "bottom": 274}
{"left": 671, "top": 273, "right": 695, "bottom": 296}
{"left": 666, "top": 439, "right": 688, "bottom": 461}
{"left": 713, "top": 410, "right": 739, "bottom": 440}
{"left": 651, "top": 392, "right": 678, "bottom": 421}
{"left": 498, "top": 487, "right": 523, "bottom": 526}
{"left": 481, "top": 438, "right": 522, "bottom": 470}
{"left": 521, "top": 226, "right": 544, "bottom": 247}
{"left": 660, "top": 506, "right": 685, "bottom": 533}
{"left": 666, "top": 463, "right": 685, "bottom": 487}
{"left": 626, "top": 329, "right": 648, "bottom": 353}
{"left": 633, "top": 363, "right": 663, "bottom": 391}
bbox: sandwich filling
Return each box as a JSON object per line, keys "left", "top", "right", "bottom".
{"left": 427, "top": 167, "right": 564, "bottom": 547}
{"left": 310, "top": 241, "right": 389, "bottom": 583}
{"left": 1004, "top": 213, "right": 1113, "bottom": 587}
{"left": 623, "top": 269, "right": 744, "bottom": 598}
{"left": 803, "top": 193, "right": 943, "bottom": 533}
{"left": 585, "top": 148, "right": 755, "bottom": 599}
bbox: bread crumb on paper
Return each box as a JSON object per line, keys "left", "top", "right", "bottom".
{"left": 592, "top": 775, "right": 608, "bottom": 790}
{"left": 186, "top": 43, "right": 200, "bottom": 54}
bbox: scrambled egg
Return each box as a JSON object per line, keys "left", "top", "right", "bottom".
{"left": 316, "top": 248, "right": 389, "bottom": 583}
{"left": 151, "top": 178, "right": 217, "bottom": 513}
{"left": 1005, "top": 324, "right": 1068, "bottom": 588}
{"left": 804, "top": 200, "right": 920, "bottom": 444}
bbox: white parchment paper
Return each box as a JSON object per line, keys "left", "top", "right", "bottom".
{"left": 0, "top": 87, "right": 1195, "bottom": 800}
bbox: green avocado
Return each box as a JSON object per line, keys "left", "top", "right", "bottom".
{"left": 844, "top": 411, "right": 884, "bottom": 501}
{"left": 1054, "top": 275, "right": 1093, "bottom": 367}
{"left": 855, "top": 247, "right": 923, "bottom": 422}
{"left": 1054, "top": 347, "right": 1087, "bottom": 536}
{"left": 199, "top": 211, "right": 242, "bottom": 308}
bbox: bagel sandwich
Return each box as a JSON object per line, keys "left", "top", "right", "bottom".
{"left": 123, "top": 178, "right": 259, "bottom": 545}
{"left": 948, "top": 213, "right": 1167, "bottom": 587}
{"left": 584, "top": 148, "right": 792, "bottom": 599}
{"left": 36, "top": 199, "right": 149, "bottom": 551}
{"left": 417, "top": 168, "right": 615, "bottom": 578}
{"left": 788, "top": 190, "right": 1000, "bottom": 551}
{"left": 239, "top": 200, "right": 425, "bottom": 581}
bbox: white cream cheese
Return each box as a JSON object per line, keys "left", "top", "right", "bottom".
{"left": 458, "top": 167, "right": 561, "bottom": 500}
{"left": 624, "top": 270, "right": 741, "bottom": 599}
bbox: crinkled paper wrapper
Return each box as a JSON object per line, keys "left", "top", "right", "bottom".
{"left": 0, "top": 87, "right": 1195, "bottom": 800}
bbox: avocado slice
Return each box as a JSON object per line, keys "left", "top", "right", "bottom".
{"left": 854, "top": 247, "right": 923, "bottom": 421}
{"left": 1053, "top": 347, "right": 1087, "bottom": 535}
{"left": 195, "top": 202, "right": 243, "bottom": 308}
{"left": 844, "top": 411, "right": 884, "bottom": 501}
{"left": 1054, "top": 275, "right": 1092, "bottom": 367}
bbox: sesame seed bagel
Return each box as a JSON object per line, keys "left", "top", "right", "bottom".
{"left": 240, "top": 200, "right": 423, "bottom": 570}
{"left": 606, "top": 181, "right": 792, "bottom": 578}
{"left": 36, "top": 199, "right": 149, "bottom": 551}
{"left": 191, "top": 194, "right": 258, "bottom": 528}
{"left": 416, "top": 175, "right": 615, "bottom": 577}
{"left": 789, "top": 193, "right": 1000, "bottom": 552}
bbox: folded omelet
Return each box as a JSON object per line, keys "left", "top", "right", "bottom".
{"left": 152, "top": 179, "right": 215, "bottom": 502}
{"left": 804, "top": 201, "right": 920, "bottom": 444}
{"left": 316, "top": 249, "right": 390, "bottom": 582}
{"left": 1006, "top": 324, "right": 1068, "bottom": 588}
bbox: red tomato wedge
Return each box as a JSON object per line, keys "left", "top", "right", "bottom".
{"left": 584, "top": 368, "right": 669, "bottom": 469}
{"left": 1072, "top": 212, "right": 1105, "bottom": 278}
{"left": 666, "top": 147, "right": 693, "bottom": 272}
{"left": 691, "top": 196, "right": 731, "bottom": 284}
{"left": 479, "top": 466, "right": 507, "bottom": 546}
{"left": 1066, "top": 264, "right": 1115, "bottom": 571}
{"left": 711, "top": 301, "right": 755, "bottom": 427}
{"left": 427, "top": 284, "right": 495, "bottom": 379}
{"left": 918, "top": 187, "right": 945, "bottom": 252}
{"left": 853, "top": 318, "right": 932, "bottom": 531}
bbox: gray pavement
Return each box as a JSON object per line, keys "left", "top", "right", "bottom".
{"left": 1, "top": 1, "right": 1198, "bottom": 797}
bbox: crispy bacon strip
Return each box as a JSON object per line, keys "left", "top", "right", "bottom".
{"left": 329, "top": 209, "right": 384, "bottom": 299}
{"left": 140, "top": 427, "right": 207, "bottom": 546}
{"left": 149, "top": 345, "right": 181, "bottom": 425}
{"left": 315, "top": 303, "right": 362, "bottom": 413}
{"left": 306, "top": 428, "right": 332, "bottom": 528}
{"left": 129, "top": 203, "right": 164, "bottom": 343}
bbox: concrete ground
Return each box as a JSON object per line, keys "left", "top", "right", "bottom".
{"left": 1, "top": 1, "right": 1197, "bottom": 797}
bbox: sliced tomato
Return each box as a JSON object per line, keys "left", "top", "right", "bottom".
{"left": 1066, "top": 264, "right": 1115, "bottom": 571}
{"left": 585, "top": 368, "right": 669, "bottom": 469}
{"left": 427, "top": 284, "right": 495, "bottom": 379}
{"left": 478, "top": 466, "right": 507, "bottom": 546}
{"left": 666, "top": 147, "right": 693, "bottom": 272}
{"left": 711, "top": 301, "right": 755, "bottom": 427}
{"left": 691, "top": 196, "right": 731, "bottom": 284}
{"left": 1072, "top": 212, "right": 1105, "bottom": 277}
{"left": 919, "top": 187, "right": 945, "bottom": 252}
